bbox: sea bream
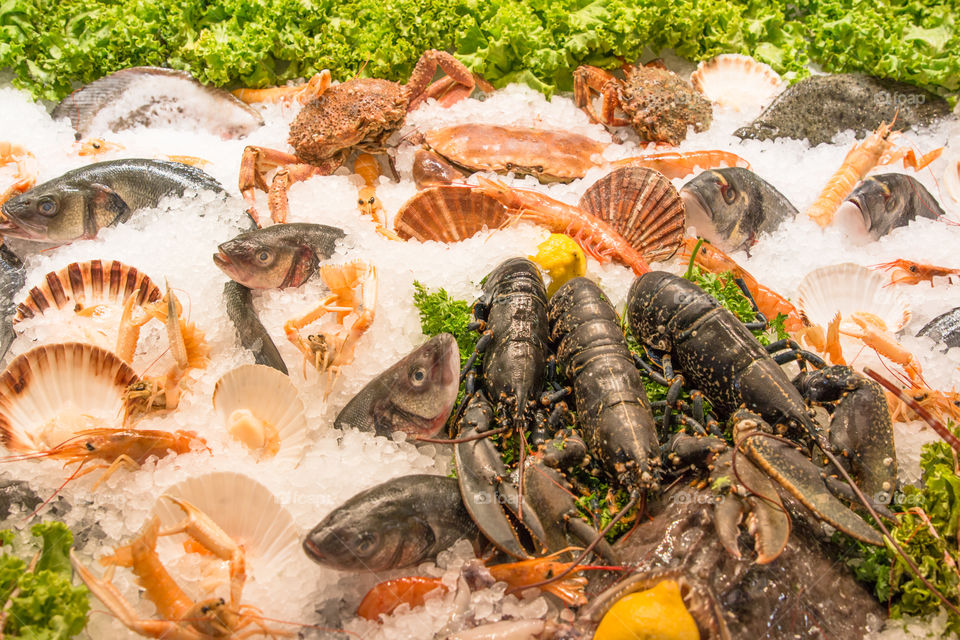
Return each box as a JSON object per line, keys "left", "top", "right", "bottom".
{"left": 213, "top": 222, "right": 346, "bottom": 289}
{"left": 333, "top": 333, "right": 460, "bottom": 438}
{"left": 833, "top": 173, "right": 944, "bottom": 240}
{"left": 681, "top": 167, "right": 797, "bottom": 252}
{"left": 0, "top": 159, "right": 249, "bottom": 245}
{"left": 303, "top": 474, "right": 481, "bottom": 572}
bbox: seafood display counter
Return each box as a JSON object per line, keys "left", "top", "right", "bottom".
{"left": 0, "top": 51, "right": 958, "bottom": 640}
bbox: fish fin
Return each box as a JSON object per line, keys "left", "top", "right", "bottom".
{"left": 86, "top": 183, "right": 129, "bottom": 238}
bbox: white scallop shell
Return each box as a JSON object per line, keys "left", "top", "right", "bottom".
{"left": 0, "top": 343, "right": 139, "bottom": 452}
{"left": 796, "top": 263, "right": 911, "bottom": 332}
{"left": 212, "top": 364, "right": 307, "bottom": 463}
{"left": 152, "top": 471, "right": 300, "bottom": 574}
{"left": 690, "top": 54, "right": 783, "bottom": 111}
{"left": 944, "top": 151, "right": 960, "bottom": 205}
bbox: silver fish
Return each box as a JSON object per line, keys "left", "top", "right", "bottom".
{"left": 222, "top": 280, "right": 287, "bottom": 374}
{"left": 303, "top": 474, "right": 480, "bottom": 572}
{"left": 334, "top": 334, "right": 460, "bottom": 438}
{"left": 53, "top": 67, "right": 263, "bottom": 139}
{"left": 0, "top": 159, "right": 251, "bottom": 245}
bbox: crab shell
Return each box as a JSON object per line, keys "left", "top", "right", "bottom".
{"left": 288, "top": 78, "right": 409, "bottom": 167}
{"left": 423, "top": 124, "right": 608, "bottom": 183}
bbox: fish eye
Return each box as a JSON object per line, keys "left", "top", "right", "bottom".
{"left": 355, "top": 532, "right": 378, "bottom": 556}
{"left": 411, "top": 367, "right": 427, "bottom": 384}
{"left": 37, "top": 198, "right": 57, "bottom": 216}
{"left": 720, "top": 184, "right": 736, "bottom": 204}
{"left": 257, "top": 250, "right": 271, "bottom": 263}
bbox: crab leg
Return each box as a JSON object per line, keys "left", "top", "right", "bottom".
{"left": 573, "top": 66, "right": 632, "bottom": 127}
{"left": 238, "top": 147, "right": 331, "bottom": 225}
{"left": 406, "top": 49, "right": 477, "bottom": 111}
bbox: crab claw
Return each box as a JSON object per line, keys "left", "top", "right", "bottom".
{"left": 710, "top": 449, "right": 790, "bottom": 564}
{"left": 733, "top": 409, "right": 884, "bottom": 547}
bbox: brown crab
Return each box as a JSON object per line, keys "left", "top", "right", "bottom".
{"left": 239, "top": 50, "right": 481, "bottom": 224}
{"left": 574, "top": 60, "right": 712, "bottom": 145}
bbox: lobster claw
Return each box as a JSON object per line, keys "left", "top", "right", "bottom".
{"left": 795, "top": 365, "right": 898, "bottom": 503}
{"left": 454, "top": 394, "right": 547, "bottom": 559}
{"left": 710, "top": 449, "right": 790, "bottom": 564}
{"left": 733, "top": 409, "right": 884, "bottom": 547}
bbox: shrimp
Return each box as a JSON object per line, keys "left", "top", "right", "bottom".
{"left": 232, "top": 71, "right": 331, "bottom": 105}
{"left": 476, "top": 177, "right": 652, "bottom": 275}
{"left": 0, "top": 428, "right": 204, "bottom": 490}
{"left": 885, "top": 383, "right": 960, "bottom": 426}
{"left": 841, "top": 312, "right": 923, "bottom": 383}
{"left": 74, "top": 138, "right": 126, "bottom": 156}
{"left": 612, "top": 149, "right": 751, "bottom": 180}
{"left": 122, "top": 284, "right": 210, "bottom": 423}
{"left": 71, "top": 514, "right": 290, "bottom": 639}
{"left": 357, "top": 552, "right": 611, "bottom": 620}
{"left": 806, "top": 121, "right": 942, "bottom": 227}
{"left": 0, "top": 142, "right": 36, "bottom": 206}
{"left": 681, "top": 237, "right": 804, "bottom": 332}
{"left": 285, "top": 261, "right": 377, "bottom": 387}
{"left": 353, "top": 153, "right": 399, "bottom": 240}
{"left": 873, "top": 259, "right": 960, "bottom": 286}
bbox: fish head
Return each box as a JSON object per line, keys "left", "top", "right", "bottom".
{"left": 214, "top": 228, "right": 317, "bottom": 289}
{"left": 303, "top": 498, "right": 433, "bottom": 571}
{"left": 334, "top": 333, "right": 460, "bottom": 438}
{"left": 681, "top": 168, "right": 753, "bottom": 252}
{"left": 0, "top": 180, "right": 126, "bottom": 244}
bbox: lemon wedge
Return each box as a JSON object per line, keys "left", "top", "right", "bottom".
{"left": 593, "top": 580, "right": 700, "bottom": 640}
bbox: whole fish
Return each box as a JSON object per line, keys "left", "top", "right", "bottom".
{"left": 213, "top": 222, "right": 345, "bottom": 289}
{"left": 223, "top": 280, "right": 288, "bottom": 374}
{"left": 53, "top": 67, "right": 263, "bottom": 139}
{"left": 303, "top": 474, "right": 480, "bottom": 572}
{"left": 735, "top": 74, "right": 950, "bottom": 146}
{"left": 681, "top": 167, "right": 797, "bottom": 252}
{"left": 833, "top": 173, "right": 943, "bottom": 240}
{"left": 916, "top": 307, "right": 960, "bottom": 349}
{"left": 0, "top": 244, "right": 24, "bottom": 362}
{"left": 334, "top": 334, "right": 459, "bottom": 437}
{"left": 0, "top": 159, "right": 250, "bottom": 245}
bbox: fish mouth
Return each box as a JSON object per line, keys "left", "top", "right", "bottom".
{"left": 212, "top": 250, "right": 232, "bottom": 267}
{"left": 302, "top": 537, "right": 325, "bottom": 562}
{"left": 681, "top": 189, "right": 713, "bottom": 234}
{"left": 0, "top": 214, "right": 45, "bottom": 240}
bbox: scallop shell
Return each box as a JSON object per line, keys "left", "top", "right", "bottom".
{"left": 0, "top": 343, "right": 139, "bottom": 452}
{"left": 796, "top": 263, "right": 911, "bottom": 332}
{"left": 152, "top": 472, "right": 300, "bottom": 573}
{"left": 15, "top": 259, "right": 162, "bottom": 323}
{"left": 212, "top": 364, "right": 307, "bottom": 462}
{"left": 690, "top": 54, "right": 783, "bottom": 111}
{"left": 393, "top": 186, "right": 510, "bottom": 242}
{"left": 578, "top": 167, "right": 685, "bottom": 262}
{"left": 944, "top": 151, "right": 960, "bottom": 205}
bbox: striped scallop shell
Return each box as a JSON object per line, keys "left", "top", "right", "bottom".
{"left": 578, "top": 167, "right": 685, "bottom": 263}
{"left": 212, "top": 364, "right": 308, "bottom": 463}
{"left": 0, "top": 343, "right": 139, "bottom": 452}
{"left": 15, "top": 259, "right": 161, "bottom": 322}
{"left": 797, "top": 263, "right": 911, "bottom": 332}
{"left": 393, "top": 185, "right": 510, "bottom": 242}
{"left": 152, "top": 472, "right": 300, "bottom": 573}
{"left": 690, "top": 54, "right": 783, "bottom": 111}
